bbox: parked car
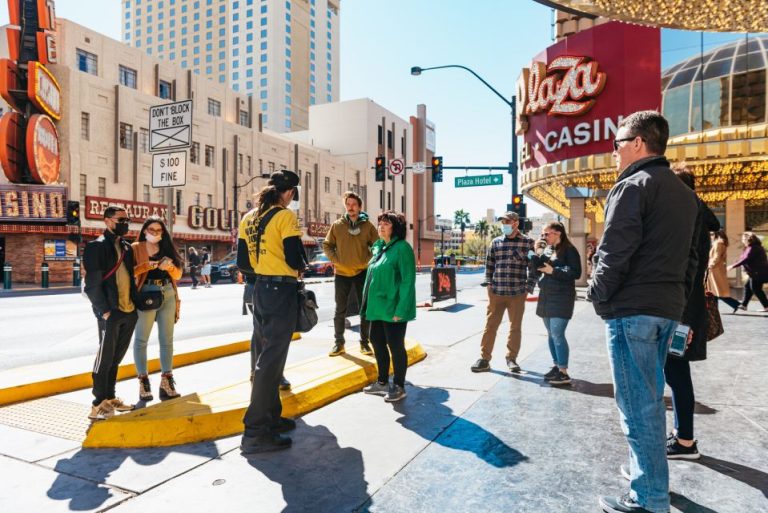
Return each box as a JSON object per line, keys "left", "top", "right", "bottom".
{"left": 305, "top": 254, "right": 335, "bottom": 277}
{"left": 211, "top": 251, "right": 239, "bottom": 284}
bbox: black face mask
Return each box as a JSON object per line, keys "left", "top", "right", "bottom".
{"left": 113, "top": 222, "right": 129, "bottom": 236}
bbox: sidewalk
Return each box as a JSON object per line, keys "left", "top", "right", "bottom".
{"left": 0, "top": 285, "right": 765, "bottom": 512}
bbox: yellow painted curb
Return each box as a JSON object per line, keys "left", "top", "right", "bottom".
{"left": 0, "top": 340, "right": 251, "bottom": 407}
{"left": 83, "top": 340, "right": 427, "bottom": 448}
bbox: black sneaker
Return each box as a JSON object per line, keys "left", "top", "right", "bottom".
{"left": 599, "top": 493, "right": 654, "bottom": 513}
{"left": 328, "top": 343, "right": 345, "bottom": 357}
{"left": 271, "top": 417, "right": 296, "bottom": 433}
{"left": 543, "top": 365, "right": 559, "bottom": 380}
{"left": 506, "top": 358, "right": 521, "bottom": 373}
{"left": 384, "top": 384, "right": 407, "bottom": 402}
{"left": 471, "top": 358, "right": 490, "bottom": 373}
{"left": 241, "top": 433, "right": 292, "bottom": 454}
{"left": 279, "top": 376, "right": 292, "bottom": 391}
{"left": 549, "top": 370, "right": 572, "bottom": 386}
{"left": 360, "top": 342, "right": 374, "bottom": 356}
{"left": 667, "top": 438, "right": 700, "bottom": 460}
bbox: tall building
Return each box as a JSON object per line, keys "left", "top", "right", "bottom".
{"left": 122, "top": 0, "right": 340, "bottom": 133}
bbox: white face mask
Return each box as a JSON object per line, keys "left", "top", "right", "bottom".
{"left": 145, "top": 233, "right": 162, "bottom": 244}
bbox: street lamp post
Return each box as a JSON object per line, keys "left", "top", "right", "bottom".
{"left": 410, "top": 65, "right": 518, "bottom": 198}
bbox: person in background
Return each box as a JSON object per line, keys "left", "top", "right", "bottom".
{"left": 132, "top": 216, "right": 184, "bottom": 402}
{"left": 662, "top": 166, "right": 719, "bottom": 461}
{"left": 707, "top": 230, "right": 740, "bottom": 312}
{"left": 82, "top": 206, "right": 138, "bottom": 421}
{"left": 187, "top": 246, "right": 200, "bottom": 290}
{"left": 729, "top": 232, "right": 768, "bottom": 312}
{"left": 361, "top": 211, "right": 416, "bottom": 402}
{"left": 587, "top": 111, "right": 698, "bottom": 513}
{"left": 240, "top": 170, "right": 306, "bottom": 454}
{"left": 471, "top": 211, "right": 536, "bottom": 374}
{"left": 323, "top": 191, "right": 379, "bottom": 357}
{"left": 534, "top": 221, "right": 581, "bottom": 386}
{"left": 200, "top": 247, "right": 212, "bottom": 288}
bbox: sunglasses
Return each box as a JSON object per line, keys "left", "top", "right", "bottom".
{"left": 613, "top": 136, "right": 644, "bottom": 151}
{"left": 113, "top": 217, "right": 130, "bottom": 224}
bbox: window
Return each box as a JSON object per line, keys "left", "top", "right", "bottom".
{"left": 143, "top": 184, "right": 150, "bottom": 203}
{"left": 195, "top": 192, "right": 201, "bottom": 206}
{"left": 175, "top": 190, "right": 182, "bottom": 214}
{"left": 81, "top": 112, "right": 90, "bottom": 140}
{"left": 324, "top": 176, "right": 330, "bottom": 193}
{"left": 159, "top": 80, "right": 172, "bottom": 99}
{"left": 268, "top": 161, "right": 275, "bottom": 172}
{"left": 237, "top": 153, "right": 244, "bottom": 174}
{"left": 207, "top": 98, "right": 221, "bottom": 116}
{"left": 191, "top": 142, "right": 200, "bottom": 163}
{"left": 205, "top": 145, "right": 215, "bottom": 167}
{"left": 207, "top": 194, "right": 213, "bottom": 207}
{"left": 139, "top": 128, "right": 149, "bottom": 153}
{"left": 247, "top": 156, "right": 252, "bottom": 176}
{"left": 98, "top": 177, "right": 107, "bottom": 197}
{"left": 80, "top": 174, "right": 87, "bottom": 199}
{"left": 119, "top": 123, "right": 134, "bottom": 149}
{"left": 305, "top": 171, "right": 311, "bottom": 189}
{"left": 239, "top": 109, "right": 249, "bottom": 126}
{"left": 119, "top": 65, "right": 137, "bottom": 88}
{"left": 336, "top": 180, "right": 342, "bottom": 195}
{"left": 76, "top": 49, "right": 98, "bottom": 75}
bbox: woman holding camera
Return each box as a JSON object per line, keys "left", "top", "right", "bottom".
{"left": 535, "top": 221, "right": 581, "bottom": 386}
{"left": 132, "top": 216, "right": 183, "bottom": 401}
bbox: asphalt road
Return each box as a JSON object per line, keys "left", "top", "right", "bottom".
{"left": 0, "top": 271, "right": 485, "bottom": 371}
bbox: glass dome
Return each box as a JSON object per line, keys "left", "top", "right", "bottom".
{"left": 661, "top": 36, "right": 768, "bottom": 136}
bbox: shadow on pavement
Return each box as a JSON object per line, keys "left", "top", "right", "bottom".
{"left": 697, "top": 455, "right": 768, "bottom": 499}
{"left": 393, "top": 385, "right": 528, "bottom": 469}
{"left": 670, "top": 491, "right": 720, "bottom": 513}
{"left": 244, "top": 420, "right": 369, "bottom": 513}
{"left": 46, "top": 441, "right": 222, "bottom": 511}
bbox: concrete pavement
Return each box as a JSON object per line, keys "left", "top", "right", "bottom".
{"left": 0, "top": 282, "right": 766, "bottom": 512}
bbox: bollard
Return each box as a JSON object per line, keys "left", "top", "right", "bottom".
{"left": 41, "top": 262, "right": 49, "bottom": 288}
{"left": 3, "top": 263, "right": 11, "bottom": 290}
{"left": 73, "top": 261, "right": 81, "bottom": 287}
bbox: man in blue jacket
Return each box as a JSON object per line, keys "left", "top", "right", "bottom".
{"left": 588, "top": 111, "right": 698, "bottom": 513}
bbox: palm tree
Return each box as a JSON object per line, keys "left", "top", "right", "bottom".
{"left": 453, "top": 209, "right": 471, "bottom": 257}
{"left": 489, "top": 224, "right": 503, "bottom": 239}
{"left": 475, "top": 219, "right": 489, "bottom": 248}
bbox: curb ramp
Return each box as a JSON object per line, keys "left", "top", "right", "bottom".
{"left": 83, "top": 340, "right": 427, "bottom": 448}
{"left": 0, "top": 333, "right": 301, "bottom": 407}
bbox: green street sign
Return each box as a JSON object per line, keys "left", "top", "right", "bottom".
{"left": 455, "top": 174, "right": 504, "bottom": 188}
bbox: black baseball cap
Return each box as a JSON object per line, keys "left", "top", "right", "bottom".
{"left": 269, "top": 170, "right": 300, "bottom": 200}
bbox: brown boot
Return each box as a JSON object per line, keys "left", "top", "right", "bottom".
{"left": 138, "top": 374, "right": 153, "bottom": 401}
{"left": 159, "top": 372, "right": 180, "bottom": 400}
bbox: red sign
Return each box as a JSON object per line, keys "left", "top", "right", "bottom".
{"left": 27, "top": 61, "right": 61, "bottom": 119}
{"left": 0, "top": 112, "right": 25, "bottom": 182}
{"left": 85, "top": 196, "right": 173, "bottom": 224}
{"left": 0, "top": 183, "right": 66, "bottom": 222}
{"left": 0, "top": 58, "right": 25, "bottom": 112}
{"left": 25, "top": 114, "right": 60, "bottom": 184}
{"left": 517, "top": 22, "right": 661, "bottom": 170}
{"left": 307, "top": 222, "right": 331, "bottom": 237}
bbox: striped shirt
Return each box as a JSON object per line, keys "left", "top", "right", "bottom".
{"left": 486, "top": 233, "right": 537, "bottom": 296}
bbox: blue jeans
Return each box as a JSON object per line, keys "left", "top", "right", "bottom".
{"left": 133, "top": 283, "right": 177, "bottom": 375}
{"left": 542, "top": 317, "right": 570, "bottom": 368}
{"left": 606, "top": 315, "right": 677, "bottom": 513}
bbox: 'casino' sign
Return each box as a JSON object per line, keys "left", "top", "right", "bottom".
{"left": 0, "top": 183, "right": 67, "bottom": 222}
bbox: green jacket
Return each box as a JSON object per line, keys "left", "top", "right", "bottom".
{"left": 362, "top": 238, "right": 417, "bottom": 322}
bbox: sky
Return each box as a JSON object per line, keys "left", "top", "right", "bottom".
{"left": 2, "top": 1, "right": 762, "bottom": 224}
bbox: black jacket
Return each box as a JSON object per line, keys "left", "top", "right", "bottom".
{"left": 83, "top": 230, "right": 138, "bottom": 318}
{"left": 536, "top": 245, "right": 582, "bottom": 319}
{"left": 681, "top": 199, "right": 720, "bottom": 361}
{"left": 587, "top": 156, "right": 699, "bottom": 321}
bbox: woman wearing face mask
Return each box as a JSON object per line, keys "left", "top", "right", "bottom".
{"left": 132, "top": 216, "right": 184, "bottom": 401}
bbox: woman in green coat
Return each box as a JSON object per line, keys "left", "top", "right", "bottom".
{"left": 362, "top": 210, "right": 416, "bottom": 402}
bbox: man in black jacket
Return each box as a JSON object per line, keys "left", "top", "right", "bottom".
{"left": 83, "top": 206, "right": 139, "bottom": 421}
{"left": 588, "top": 111, "right": 698, "bottom": 513}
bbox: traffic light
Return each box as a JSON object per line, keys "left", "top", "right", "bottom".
{"left": 431, "top": 156, "right": 443, "bottom": 182}
{"left": 66, "top": 201, "right": 81, "bottom": 226}
{"left": 510, "top": 194, "right": 526, "bottom": 218}
{"left": 375, "top": 156, "right": 386, "bottom": 182}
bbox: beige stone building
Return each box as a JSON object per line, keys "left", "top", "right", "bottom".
{"left": 123, "top": 0, "right": 340, "bottom": 133}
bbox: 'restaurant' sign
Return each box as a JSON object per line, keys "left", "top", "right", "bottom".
{"left": 517, "top": 22, "right": 661, "bottom": 170}
{"left": 85, "top": 196, "right": 173, "bottom": 224}
{"left": 0, "top": 183, "right": 66, "bottom": 222}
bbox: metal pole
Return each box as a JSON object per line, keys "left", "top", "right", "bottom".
{"left": 167, "top": 187, "right": 174, "bottom": 236}
{"left": 511, "top": 95, "right": 518, "bottom": 197}
{"left": 440, "top": 227, "right": 445, "bottom": 266}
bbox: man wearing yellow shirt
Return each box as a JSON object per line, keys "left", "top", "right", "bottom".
{"left": 239, "top": 170, "right": 307, "bottom": 454}
{"left": 323, "top": 191, "right": 379, "bottom": 356}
